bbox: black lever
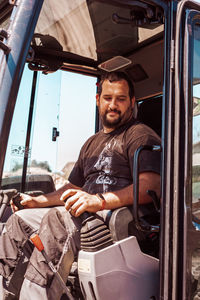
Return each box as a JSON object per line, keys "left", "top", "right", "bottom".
{"left": 147, "top": 190, "right": 160, "bottom": 213}
{"left": 63, "top": 200, "right": 113, "bottom": 251}
{"left": 0, "top": 189, "right": 18, "bottom": 221}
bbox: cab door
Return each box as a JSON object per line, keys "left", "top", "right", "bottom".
{"left": 184, "top": 6, "right": 200, "bottom": 300}
{"left": 160, "top": 1, "right": 200, "bottom": 299}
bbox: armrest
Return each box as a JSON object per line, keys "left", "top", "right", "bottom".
{"left": 108, "top": 207, "right": 133, "bottom": 241}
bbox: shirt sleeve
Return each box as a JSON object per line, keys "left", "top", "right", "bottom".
{"left": 126, "top": 130, "right": 161, "bottom": 177}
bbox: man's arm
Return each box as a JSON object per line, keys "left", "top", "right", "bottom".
{"left": 11, "top": 182, "right": 81, "bottom": 211}
{"left": 104, "top": 171, "right": 161, "bottom": 208}
{"left": 61, "top": 171, "right": 160, "bottom": 217}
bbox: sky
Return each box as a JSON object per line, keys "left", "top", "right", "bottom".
{"left": 4, "top": 66, "right": 97, "bottom": 174}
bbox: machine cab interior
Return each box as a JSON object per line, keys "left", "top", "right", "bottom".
{"left": 1, "top": 0, "right": 200, "bottom": 299}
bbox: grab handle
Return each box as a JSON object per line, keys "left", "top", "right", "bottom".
{"left": 133, "top": 145, "right": 161, "bottom": 232}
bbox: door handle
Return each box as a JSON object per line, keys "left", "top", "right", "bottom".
{"left": 52, "top": 127, "right": 59, "bottom": 141}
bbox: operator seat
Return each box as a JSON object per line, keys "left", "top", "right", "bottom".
{"left": 108, "top": 202, "right": 160, "bottom": 258}
{"left": 107, "top": 96, "right": 162, "bottom": 257}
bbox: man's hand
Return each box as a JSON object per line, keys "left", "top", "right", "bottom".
{"left": 60, "top": 189, "right": 102, "bottom": 217}
{"left": 10, "top": 193, "right": 49, "bottom": 212}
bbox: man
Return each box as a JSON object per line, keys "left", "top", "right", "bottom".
{"left": 0, "top": 72, "right": 161, "bottom": 299}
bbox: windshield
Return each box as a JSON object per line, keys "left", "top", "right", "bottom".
{"left": 34, "top": 0, "right": 164, "bottom": 65}
{"left": 35, "top": 0, "right": 97, "bottom": 60}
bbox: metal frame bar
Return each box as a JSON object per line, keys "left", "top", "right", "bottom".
{"left": 21, "top": 71, "right": 38, "bottom": 193}
{"left": 0, "top": 0, "right": 44, "bottom": 184}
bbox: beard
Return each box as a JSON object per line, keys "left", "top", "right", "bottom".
{"left": 101, "top": 109, "right": 122, "bottom": 128}
{"left": 101, "top": 105, "right": 133, "bottom": 129}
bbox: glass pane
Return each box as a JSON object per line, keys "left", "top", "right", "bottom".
{"left": 188, "top": 18, "right": 200, "bottom": 300}
{"left": 192, "top": 24, "right": 200, "bottom": 223}
{"left": 2, "top": 66, "right": 62, "bottom": 194}
{"left": 35, "top": 0, "right": 164, "bottom": 62}
{"left": 2, "top": 67, "right": 97, "bottom": 193}
{"left": 25, "top": 70, "right": 61, "bottom": 192}
{"left": 55, "top": 72, "right": 96, "bottom": 188}
{"left": 25, "top": 70, "right": 97, "bottom": 190}
{"left": 28, "top": 71, "right": 61, "bottom": 173}
{"left": 2, "top": 65, "right": 35, "bottom": 189}
{"left": 35, "top": 0, "right": 97, "bottom": 60}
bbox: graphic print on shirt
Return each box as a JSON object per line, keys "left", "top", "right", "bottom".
{"left": 94, "top": 138, "right": 117, "bottom": 192}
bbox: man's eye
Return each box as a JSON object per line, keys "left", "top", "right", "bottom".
{"left": 104, "top": 97, "right": 112, "bottom": 101}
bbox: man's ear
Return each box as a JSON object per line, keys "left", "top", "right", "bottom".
{"left": 96, "top": 94, "right": 100, "bottom": 107}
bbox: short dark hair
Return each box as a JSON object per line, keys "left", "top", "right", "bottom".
{"left": 97, "top": 72, "right": 135, "bottom": 99}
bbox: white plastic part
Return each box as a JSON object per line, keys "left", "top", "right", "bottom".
{"left": 98, "top": 56, "right": 132, "bottom": 72}
{"left": 78, "top": 236, "right": 159, "bottom": 300}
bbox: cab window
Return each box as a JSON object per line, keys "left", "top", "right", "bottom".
{"left": 192, "top": 23, "right": 200, "bottom": 221}
{"left": 2, "top": 65, "right": 97, "bottom": 193}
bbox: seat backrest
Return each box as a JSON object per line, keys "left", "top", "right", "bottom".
{"left": 108, "top": 207, "right": 133, "bottom": 241}
{"left": 108, "top": 205, "right": 160, "bottom": 258}
{"left": 137, "top": 96, "right": 162, "bottom": 136}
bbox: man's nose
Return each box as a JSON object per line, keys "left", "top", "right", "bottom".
{"left": 109, "top": 98, "right": 118, "bottom": 109}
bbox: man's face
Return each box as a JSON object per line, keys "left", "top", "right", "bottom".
{"left": 96, "top": 79, "right": 135, "bottom": 132}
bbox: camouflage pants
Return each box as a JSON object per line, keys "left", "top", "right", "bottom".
{"left": 0, "top": 206, "right": 82, "bottom": 300}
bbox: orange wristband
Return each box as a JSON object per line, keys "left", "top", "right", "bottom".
{"left": 96, "top": 193, "right": 106, "bottom": 210}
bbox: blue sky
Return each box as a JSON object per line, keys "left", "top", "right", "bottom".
{"left": 4, "top": 66, "right": 97, "bottom": 173}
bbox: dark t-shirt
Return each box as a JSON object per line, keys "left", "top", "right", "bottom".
{"left": 69, "top": 119, "right": 161, "bottom": 194}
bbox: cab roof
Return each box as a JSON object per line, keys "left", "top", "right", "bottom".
{"left": 0, "top": 0, "right": 165, "bottom": 99}
{"left": 32, "top": 0, "right": 164, "bottom": 75}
